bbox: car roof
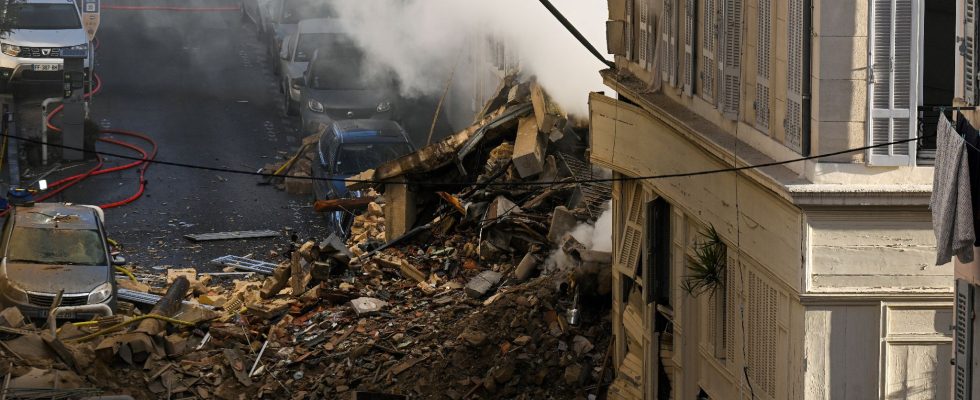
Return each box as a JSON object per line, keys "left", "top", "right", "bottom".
{"left": 332, "top": 120, "right": 410, "bottom": 144}
{"left": 12, "top": 203, "right": 100, "bottom": 230}
{"left": 298, "top": 19, "right": 343, "bottom": 34}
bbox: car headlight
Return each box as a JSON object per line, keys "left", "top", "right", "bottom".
{"left": 88, "top": 282, "right": 112, "bottom": 304}
{"left": 2, "top": 282, "right": 28, "bottom": 303}
{"left": 69, "top": 43, "right": 88, "bottom": 51}
{"left": 308, "top": 99, "right": 324, "bottom": 113}
{"left": 1, "top": 43, "right": 20, "bottom": 57}
{"left": 377, "top": 101, "right": 392, "bottom": 113}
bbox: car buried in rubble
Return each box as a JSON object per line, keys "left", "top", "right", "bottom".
{"left": 0, "top": 203, "right": 121, "bottom": 320}
{"left": 313, "top": 119, "right": 416, "bottom": 236}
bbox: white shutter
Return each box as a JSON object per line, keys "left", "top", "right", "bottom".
{"left": 964, "top": 0, "right": 977, "bottom": 105}
{"left": 618, "top": 182, "right": 645, "bottom": 275}
{"left": 683, "top": 0, "right": 697, "bottom": 95}
{"left": 785, "top": 0, "right": 805, "bottom": 152}
{"left": 700, "top": 0, "right": 718, "bottom": 102}
{"left": 720, "top": 0, "right": 743, "bottom": 119}
{"left": 661, "top": 0, "right": 679, "bottom": 85}
{"left": 725, "top": 248, "right": 737, "bottom": 363}
{"left": 868, "top": 0, "right": 917, "bottom": 166}
{"left": 638, "top": 0, "right": 652, "bottom": 68}
{"left": 755, "top": 0, "right": 772, "bottom": 132}
{"left": 747, "top": 270, "right": 777, "bottom": 397}
{"left": 955, "top": 279, "right": 974, "bottom": 400}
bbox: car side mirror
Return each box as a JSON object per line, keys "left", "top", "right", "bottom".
{"left": 112, "top": 255, "right": 126, "bottom": 266}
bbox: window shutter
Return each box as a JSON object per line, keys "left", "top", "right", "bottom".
{"left": 618, "top": 182, "right": 645, "bottom": 276}
{"left": 747, "top": 270, "right": 777, "bottom": 397}
{"left": 700, "top": 0, "right": 718, "bottom": 102}
{"left": 785, "top": 0, "right": 805, "bottom": 152}
{"left": 638, "top": 0, "right": 652, "bottom": 68}
{"left": 626, "top": 0, "right": 634, "bottom": 61}
{"left": 868, "top": 0, "right": 916, "bottom": 166}
{"left": 725, "top": 248, "right": 737, "bottom": 363}
{"left": 964, "top": 0, "right": 977, "bottom": 105}
{"left": 720, "top": 0, "right": 743, "bottom": 119}
{"left": 755, "top": 0, "right": 772, "bottom": 132}
{"left": 661, "top": 0, "right": 679, "bottom": 85}
{"left": 955, "top": 279, "right": 974, "bottom": 400}
{"left": 683, "top": 0, "right": 697, "bottom": 95}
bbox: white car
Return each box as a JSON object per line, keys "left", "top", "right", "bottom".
{"left": 0, "top": 0, "right": 92, "bottom": 89}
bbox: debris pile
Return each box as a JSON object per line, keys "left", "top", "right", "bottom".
{"left": 0, "top": 77, "right": 617, "bottom": 399}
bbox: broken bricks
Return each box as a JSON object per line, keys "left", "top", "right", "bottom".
{"left": 464, "top": 270, "right": 503, "bottom": 299}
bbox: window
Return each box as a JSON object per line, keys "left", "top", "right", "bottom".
{"left": 645, "top": 198, "right": 671, "bottom": 307}
{"left": 635, "top": 0, "right": 656, "bottom": 70}
{"left": 699, "top": 0, "right": 717, "bottom": 102}
{"left": 661, "top": 0, "right": 679, "bottom": 85}
{"left": 7, "top": 227, "right": 107, "bottom": 266}
{"left": 755, "top": 0, "right": 773, "bottom": 132}
{"left": 868, "top": 0, "right": 918, "bottom": 165}
{"left": 682, "top": 0, "right": 697, "bottom": 95}
{"left": 11, "top": 4, "right": 81, "bottom": 30}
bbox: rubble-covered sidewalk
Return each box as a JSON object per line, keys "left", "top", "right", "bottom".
{"left": 0, "top": 77, "right": 616, "bottom": 399}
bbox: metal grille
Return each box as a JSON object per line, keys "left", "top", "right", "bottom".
{"left": 27, "top": 293, "right": 88, "bottom": 308}
{"left": 19, "top": 71, "right": 62, "bottom": 81}
{"left": 558, "top": 152, "right": 612, "bottom": 220}
{"left": 20, "top": 47, "right": 64, "bottom": 58}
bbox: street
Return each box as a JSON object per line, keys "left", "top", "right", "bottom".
{"left": 15, "top": 0, "right": 448, "bottom": 269}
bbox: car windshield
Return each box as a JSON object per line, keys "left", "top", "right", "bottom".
{"left": 311, "top": 56, "right": 392, "bottom": 90}
{"left": 334, "top": 142, "right": 413, "bottom": 175}
{"left": 10, "top": 4, "right": 81, "bottom": 30}
{"left": 295, "top": 33, "right": 344, "bottom": 62}
{"left": 281, "top": 1, "right": 335, "bottom": 24}
{"left": 6, "top": 227, "right": 106, "bottom": 266}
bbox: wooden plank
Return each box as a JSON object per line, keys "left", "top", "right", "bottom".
{"left": 184, "top": 230, "right": 279, "bottom": 242}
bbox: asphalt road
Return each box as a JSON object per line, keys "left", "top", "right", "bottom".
{"left": 10, "top": 0, "right": 451, "bottom": 270}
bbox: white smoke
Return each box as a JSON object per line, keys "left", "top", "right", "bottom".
{"left": 544, "top": 201, "right": 613, "bottom": 272}
{"left": 329, "top": 0, "right": 611, "bottom": 117}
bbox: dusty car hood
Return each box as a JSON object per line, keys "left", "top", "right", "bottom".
{"left": 306, "top": 89, "right": 389, "bottom": 110}
{"left": 2, "top": 29, "right": 87, "bottom": 48}
{"left": 4, "top": 262, "right": 108, "bottom": 294}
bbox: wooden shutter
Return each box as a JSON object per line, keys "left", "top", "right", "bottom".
{"left": 785, "top": 0, "right": 805, "bottom": 152}
{"left": 626, "top": 0, "right": 634, "bottom": 61}
{"left": 964, "top": 0, "right": 977, "bottom": 105}
{"left": 720, "top": 0, "right": 743, "bottom": 119}
{"left": 755, "top": 0, "right": 772, "bottom": 132}
{"left": 747, "top": 270, "right": 777, "bottom": 397}
{"left": 700, "top": 0, "right": 718, "bottom": 102}
{"left": 725, "top": 248, "right": 737, "bottom": 363}
{"left": 618, "top": 182, "right": 645, "bottom": 276}
{"left": 638, "top": 0, "right": 652, "bottom": 68}
{"left": 868, "top": 0, "right": 917, "bottom": 166}
{"left": 955, "top": 279, "right": 974, "bottom": 400}
{"left": 661, "top": 0, "right": 678, "bottom": 85}
{"left": 683, "top": 0, "right": 697, "bottom": 95}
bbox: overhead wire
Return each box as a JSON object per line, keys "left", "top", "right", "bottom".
{"left": 0, "top": 130, "right": 934, "bottom": 187}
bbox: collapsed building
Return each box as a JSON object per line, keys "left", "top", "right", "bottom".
{"left": 0, "top": 78, "right": 620, "bottom": 399}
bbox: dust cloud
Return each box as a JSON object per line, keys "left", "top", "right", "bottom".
{"left": 329, "top": 0, "right": 611, "bottom": 117}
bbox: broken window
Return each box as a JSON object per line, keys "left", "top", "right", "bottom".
{"left": 6, "top": 227, "right": 107, "bottom": 266}
{"left": 645, "top": 198, "right": 671, "bottom": 308}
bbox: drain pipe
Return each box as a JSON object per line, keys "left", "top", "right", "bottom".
{"left": 40, "top": 97, "right": 62, "bottom": 166}
{"left": 47, "top": 304, "right": 113, "bottom": 336}
{"left": 802, "top": 0, "right": 813, "bottom": 156}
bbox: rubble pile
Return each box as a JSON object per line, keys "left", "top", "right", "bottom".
{"left": 0, "top": 77, "right": 616, "bottom": 399}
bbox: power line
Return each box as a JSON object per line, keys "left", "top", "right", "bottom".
{"left": 536, "top": 0, "right": 616, "bottom": 69}
{"left": 0, "top": 131, "right": 931, "bottom": 188}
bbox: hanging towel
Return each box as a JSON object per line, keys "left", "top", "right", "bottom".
{"left": 932, "top": 114, "right": 975, "bottom": 265}
{"left": 957, "top": 113, "right": 980, "bottom": 245}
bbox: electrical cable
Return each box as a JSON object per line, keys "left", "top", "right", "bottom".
{"left": 0, "top": 130, "right": 934, "bottom": 187}
{"left": 535, "top": 0, "right": 615, "bottom": 68}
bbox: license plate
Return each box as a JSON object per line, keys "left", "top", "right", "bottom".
{"left": 32, "top": 64, "right": 60, "bottom": 71}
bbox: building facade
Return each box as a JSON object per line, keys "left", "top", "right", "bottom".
{"left": 594, "top": 0, "right": 961, "bottom": 398}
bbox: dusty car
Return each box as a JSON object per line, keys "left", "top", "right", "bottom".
{"left": 0, "top": 203, "right": 119, "bottom": 319}
{"left": 313, "top": 120, "right": 416, "bottom": 236}
{"left": 300, "top": 47, "right": 400, "bottom": 134}
{"left": 0, "top": 0, "right": 93, "bottom": 89}
{"left": 279, "top": 18, "right": 346, "bottom": 116}
{"left": 266, "top": 0, "right": 336, "bottom": 75}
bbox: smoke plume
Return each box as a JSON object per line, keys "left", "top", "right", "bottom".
{"left": 329, "top": 0, "right": 611, "bottom": 117}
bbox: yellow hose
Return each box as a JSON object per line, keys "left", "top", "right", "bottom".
{"left": 114, "top": 266, "right": 137, "bottom": 282}
{"left": 67, "top": 314, "right": 196, "bottom": 343}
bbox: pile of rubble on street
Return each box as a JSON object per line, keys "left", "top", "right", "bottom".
{"left": 0, "top": 77, "right": 615, "bottom": 399}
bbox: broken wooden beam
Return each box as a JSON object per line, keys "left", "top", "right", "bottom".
{"left": 135, "top": 276, "right": 190, "bottom": 336}
{"left": 313, "top": 196, "right": 377, "bottom": 212}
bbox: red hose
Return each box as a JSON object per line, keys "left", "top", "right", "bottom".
{"left": 26, "top": 72, "right": 157, "bottom": 211}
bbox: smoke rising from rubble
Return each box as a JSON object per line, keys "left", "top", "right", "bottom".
{"left": 329, "top": 0, "right": 611, "bottom": 117}
{"left": 544, "top": 201, "right": 613, "bottom": 272}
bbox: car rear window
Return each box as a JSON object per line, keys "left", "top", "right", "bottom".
{"left": 295, "top": 33, "right": 345, "bottom": 62}
{"left": 10, "top": 4, "right": 82, "bottom": 30}
{"left": 6, "top": 227, "right": 106, "bottom": 266}
{"left": 334, "top": 142, "right": 413, "bottom": 175}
